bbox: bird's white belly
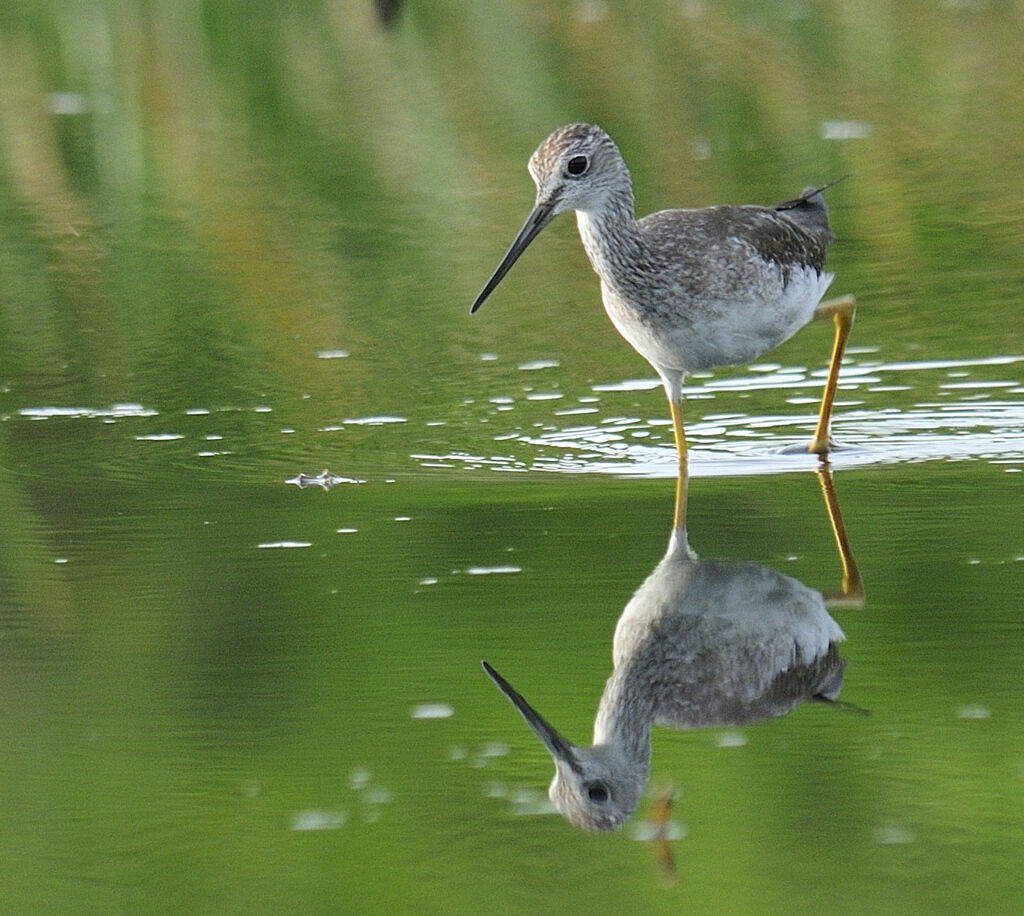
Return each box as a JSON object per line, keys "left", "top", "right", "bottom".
{"left": 601, "top": 266, "right": 832, "bottom": 376}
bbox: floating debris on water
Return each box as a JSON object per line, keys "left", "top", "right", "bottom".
{"left": 286, "top": 469, "right": 366, "bottom": 490}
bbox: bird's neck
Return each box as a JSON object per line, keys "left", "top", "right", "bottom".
{"left": 592, "top": 665, "right": 656, "bottom": 770}
{"left": 575, "top": 189, "right": 643, "bottom": 287}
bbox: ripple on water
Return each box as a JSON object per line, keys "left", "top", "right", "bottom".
{"left": 416, "top": 354, "right": 1024, "bottom": 478}
{"left": 18, "top": 402, "right": 158, "bottom": 419}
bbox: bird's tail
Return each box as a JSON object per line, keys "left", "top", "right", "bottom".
{"left": 774, "top": 174, "right": 850, "bottom": 243}
{"left": 775, "top": 173, "right": 851, "bottom": 214}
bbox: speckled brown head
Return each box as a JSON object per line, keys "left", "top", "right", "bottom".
{"left": 470, "top": 123, "right": 631, "bottom": 313}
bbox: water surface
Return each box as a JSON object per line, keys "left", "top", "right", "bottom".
{"left": 1, "top": 2, "right": 1022, "bottom": 913}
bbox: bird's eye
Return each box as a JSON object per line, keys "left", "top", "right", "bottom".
{"left": 566, "top": 155, "right": 589, "bottom": 177}
{"left": 586, "top": 782, "right": 609, "bottom": 804}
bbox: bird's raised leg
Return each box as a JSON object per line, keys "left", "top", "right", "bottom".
{"left": 670, "top": 396, "right": 689, "bottom": 532}
{"left": 808, "top": 294, "right": 857, "bottom": 456}
{"left": 816, "top": 462, "right": 864, "bottom": 604}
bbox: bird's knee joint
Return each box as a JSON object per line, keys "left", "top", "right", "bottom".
{"left": 814, "top": 294, "right": 857, "bottom": 323}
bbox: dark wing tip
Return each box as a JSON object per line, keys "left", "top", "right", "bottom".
{"left": 776, "top": 173, "right": 852, "bottom": 212}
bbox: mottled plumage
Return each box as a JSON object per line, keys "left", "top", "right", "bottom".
{"left": 483, "top": 527, "right": 847, "bottom": 831}
{"left": 471, "top": 124, "right": 856, "bottom": 526}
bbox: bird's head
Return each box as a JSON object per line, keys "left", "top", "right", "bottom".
{"left": 527, "top": 122, "right": 630, "bottom": 216}
{"left": 482, "top": 661, "right": 645, "bottom": 830}
{"left": 470, "top": 123, "right": 629, "bottom": 313}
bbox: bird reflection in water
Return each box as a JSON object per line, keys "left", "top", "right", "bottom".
{"left": 483, "top": 466, "right": 863, "bottom": 842}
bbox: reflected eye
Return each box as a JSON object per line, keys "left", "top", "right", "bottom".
{"left": 586, "top": 782, "right": 609, "bottom": 804}
{"left": 566, "top": 155, "right": 589, "bottom": 177}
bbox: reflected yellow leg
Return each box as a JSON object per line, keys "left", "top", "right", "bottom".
{"left": 649, "top": 781, "right": 677, "bottom": 886}
{"left": 808, "top": 294, "right": 857, "bottom": 456}
{"left": 670, "top": 397, "right": 689, "bottom": 531}
{"left": 816, "top": 462, "right": 864, "bottom": 604}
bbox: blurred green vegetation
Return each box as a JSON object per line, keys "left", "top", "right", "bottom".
{"left": 1, "top": 2, "right": 1022, "bottom": 913}
{"left": 1, "top": 1, "right": 1021, "bottom": 418}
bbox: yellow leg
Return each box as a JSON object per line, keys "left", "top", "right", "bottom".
{"left": 670, "top": 397, "right": 689, "bottom": 532}
{"left": 816, "top": 462, "right": 864, "bottom": 604}
{"left": 649, "top": 781, "right": 677, "bottom": 886}
{"left": 808, "top": 294, "right": 856, "bottom": 456}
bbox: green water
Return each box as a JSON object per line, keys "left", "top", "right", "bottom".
{"left": 1, "top": 2, "right": 1022, "bottom": 913}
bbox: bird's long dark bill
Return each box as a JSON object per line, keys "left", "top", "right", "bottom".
{"left": 481, "top": 660, "right": 581, "bottom": 773}
{"left": 470, "top": 203, "right": 556, "bottom": 313}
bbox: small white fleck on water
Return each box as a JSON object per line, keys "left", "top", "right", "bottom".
{"left": 411, "top": 703, "right": 455, "bottom": 720}
{"left": 465, "top": 565, "right": 522, "bottom": 575}
{"left": 290, "top": 809, "right": 346, "bottom": 831}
